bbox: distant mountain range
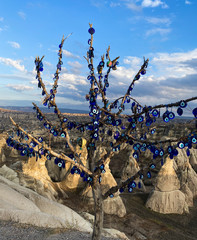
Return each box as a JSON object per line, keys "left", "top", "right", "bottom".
{"left": 0, "top": 106, "right": 89, "bottom": 114}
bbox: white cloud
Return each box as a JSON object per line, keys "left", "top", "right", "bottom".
{"left": 44, "top": 61, "right": 52, "bottom": 67}
{"left": 185, "top": 0, "right": 191, "bottom": 4}
{"left": 18, "top": 11, "right": 26, "bottom": 20}
{"left": 151, "top": 49, "right": 197, "bottom": 78}
{"left": 123, "top": 56, "right": 142, "bottom": 66}
{"left": 67, "top": 61, "right": 83, "bottom": 74}
{"left": 90, "top": 0, "right": 105, "bottom": 8}
{"left": 0, "top": 17, "right": 3, "bottom": 22}
{"left": 6, "top": 84, "right": 34, "bottom": 92}
{"left": 8, "top": 41, "right": 20, "bottom": 49}
{"left": 60, "top": 73, "right": 87, "bottom": 86}
{"left": 141, "top": 0, "right": 168, "bottom": 8}
{"left": 145, "top": 17, "right": 171, "bottom": 26}
{"left": 67, "top": 61, "right": 82, "bottom": 69}
{"left": 145, "top": 28, "right": 171, "bottom": 37}
{"left": 0, "top": 57, "right": 26, "bottom": 72}
{"left": 110, "top": 2, "right": 121, "bottom": 7}
{"left": 152, "top": 49, "right": 197, "bottom": 65}
{"left": 125, "top": 1, "right": 142, "bottom": 11}
{"left": 62, "top": 49, "right": 80, "bottom": 59}
{"left": 0, "top": 28, "right": 3, "bottom": 32}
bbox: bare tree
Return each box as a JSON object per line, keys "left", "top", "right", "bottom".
{"left": 6, "top": 23, "right": 197, "bottom": 240}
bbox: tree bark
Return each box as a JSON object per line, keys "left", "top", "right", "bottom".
{"left": 92, "top": 182, "right": 103, "bottom": 240}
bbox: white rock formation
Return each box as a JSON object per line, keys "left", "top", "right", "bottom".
{"left": 82, "top": 161, "right": 127, "bottom": 218}
{"left": 0, "top": 174, "right": 128, "bottom": 239}
{"left": 146, "top": 157, "right": 189, "bottom": 214}
{"left": 0, "top": 175, "right": 92, "bottom": 232}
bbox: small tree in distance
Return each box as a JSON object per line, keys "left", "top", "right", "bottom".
{"left": 6, "top": 23, "right": 197, "bottom": 240}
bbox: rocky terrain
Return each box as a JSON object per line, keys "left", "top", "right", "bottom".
{"left": 0, "top": 110, "right": 196, "bottom": 239}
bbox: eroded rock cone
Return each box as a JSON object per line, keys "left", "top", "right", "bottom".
{"left": 82, "top": 161, "right": 126, "bottom": 218}
{"left": 121, "top": 150, "right": 146, "bottom": 191}
{"left": 22, "top": 155, "right": 68, "bottom": 201}
{"left": 146, "top": 157, "right": 189, "bottom": 214}
{"left": 59, "top": 141, "right": 89, "bottom": 191}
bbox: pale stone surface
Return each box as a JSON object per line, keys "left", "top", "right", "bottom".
{"left": 190, "top": 148, "right": 197, "bottom": 169}
{"left": 80, "top": 212, "right": 94, "bottom": 224}
{"left": 146, "top": 148, "right": 197, "bottom": 214}
{"left": 59, "top": 144, "right": 89, "bottom": 191}
{"left": 181, "top": 184, "right": 193, "bottom": 207}
{"left": 121, "top": 150, "right": 140, "bottom": 180}
{"left": 103, "top": 196, "right": 127, "bottom": 218}
{"left": 0, "top": 174, "right": 128, "bottom": 240}
{"left": 175, "top": 148, "right": 197, "bottom": 198}
{"left": 0, "top": 135, "right": 6, "bottom": 156}
{"left": 131, "top": 231, "right": 147, "bottom": 240}
{"left": 0, "top": 175, "right": 93, "bottom": 232}
{"left": 21, "top": 156, "right": 68, "bottom": 200}
{"left": 121, "top": 150, "right": 146, "bottom": 191}
{"left": 0, "top": 164, "right": 19, "bottom": 184}
{"left": 155, "top": 157, "right": 180, "bottom": 192}
{"left": 9, "top": 148, "right": 19, "bottom": 157}
{"left": 82, "top": 162, "right": 127, "bottom": 217}
{"left": 80, "top": 212, "right": 129, "bottom": 239}
{"left": 146, "top": 190, "right": 189, "bottom": 214}
{"left": 103, "top": 228, "right": 129, "bottom": 240}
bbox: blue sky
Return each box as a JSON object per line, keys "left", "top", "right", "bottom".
{"left": 0, "top": 0, "right": 196, "bottom": 114}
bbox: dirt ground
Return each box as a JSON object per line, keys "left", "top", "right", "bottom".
{"left": 63, "top": 190, "right": 197, "bottom": 240}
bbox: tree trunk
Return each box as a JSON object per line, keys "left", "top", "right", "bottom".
{"left": 92, "top": 182, "right": 103, "bottom": 240}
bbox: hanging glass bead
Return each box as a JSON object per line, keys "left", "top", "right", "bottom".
{"left": 61, "top": 132, "right": 66, "bottom": 138}
{"left": 179, "top": 100, "right": 187, "bottom": 108}
{"left": 141, "top": 69, "right": 146, "bottom": 75}
{"left": 168, "top": 112, "right": 175, "bottom": 120}
{"left": 134, "top": 75, "right": 140, "bottom": 80}
{"left": 116, "top": 119, "right": 122, "bottom": 126}
{"left": 159, "top": 149, "right": 164, "bottom": 156}
{"left": 88, "top": 27, "right": 95, "bottom": 35}
{"left": 88, "top": 64, "right": 93, "bottom": 70}
{"left": 46, "top": 155, "right": 51, "bottom": 160}
{"left": 131, "top": 181, "right": 137, "bottom": 188}
{"left": 119, "top": 187, "right": 124, "bottom": 193}
{"left": 186, "top": 148, "right": 190, "bottom": 156}
{"left": 163, "top": 111, "right": 170, "bottom": 123}
{"left": 147, "top": 171, "right": 151, "bottom": 179}
{"left": 151, "top": 128, "right": 156, "bottom": 134}
{"left": 107, "top": 61, "right": 112, "bottom": 67}
{"left": 88, "top": 39, "right": 91, "bottom": 45}
{"left": 177, "top": 107, "right": 183, "bottom": 116}
{"left": 80, "top": 171, "right": 85, "bottom": 178}
{"left": 191, "top": 136, "right": 197, "bottom": 144}
{"left": 152, "top": 109, "right": 159, "bottom": 117}
{"left": 44, "top": 122, "right": 51, "bottom": 129}
{"left": 57, "top": 64, "right": 61, "bottom": 70}
{"left": 24, "top": 135, "right": 29, "bottom": 141}
{"left": 173, "top": 149, "right": 178, "bottom": 156}
{"left": 168, "top": 146, "right": 173, "bottom": 153}
{"left": 178, "top": 141, "right": 185, "bottom": 149}
{"left": 38, "top": 137, "right": 43, "bottom": 143}
{"left": 138, "top": 116, "right": 144, "bottom": 122}
{"left": 30, "top": 141, "right": 37, "bottom": 148}
{"left": 114, "top": 131, "right": 120, "bottom": 140}
{"left": 192, "top": 108, "right": 197, "bottom": 118}
{"left": 133, "top": 151, "right": 139, "bottom": 159}
{"left": 100, "top": 164, "right": 104, "bottom": 170}
{"left": 128, "top": 187, "right": 133, "bottom": 193}
{"left": 21, "top": 149, "right": 27, "bottom": 156}
{"left": 150, "top": 164, "right": 156, "bottom": 169}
